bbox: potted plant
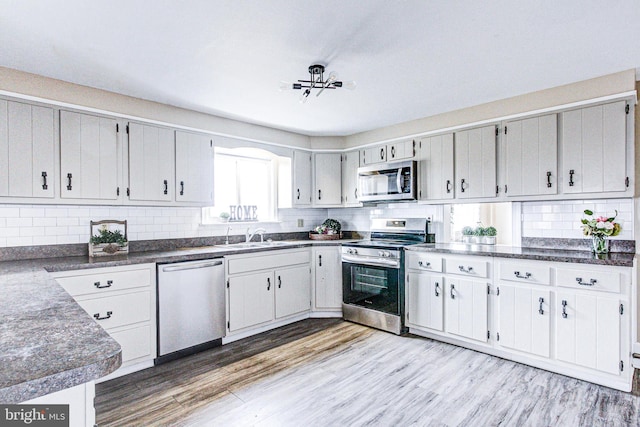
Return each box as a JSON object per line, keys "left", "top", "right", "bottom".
{"left": 219, "top": 212, "right": 230, "bottom": 223}
{"left": 473, "top": 226, "right": 485, "bottom": 244}
{"left": 89, "top": 220, "right": 128, "bottom": 257}
{"left": 461, "top": 226, "right": 474, "bottom": 243}
{"left": 483, "top": 226, "right": 497, "bottom": 245}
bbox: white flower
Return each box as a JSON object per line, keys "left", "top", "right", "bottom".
{"left": 604, "top": 222, "right": 614, "bottom": 230}
{"left": 596, "top": 221, "right": 606, "bottom": 229}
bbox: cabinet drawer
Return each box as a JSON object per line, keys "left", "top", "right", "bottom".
{"left": 556, "top": 268, "right": 620, "bottom": 293}
{"left": 444, "top": 257, "right": 488, "bottom": 278}
{"left": 406, "top": 252, "right": 443, "bottom": 272}
{"left": 56, "top": 268, "right": 151, "bottom": 297}
{"left": 110, "top": 324, "right": 152, "bottom": 363}
{"left": 227, "top": 249, "right": 310, "bottom": 275}
{"left": 77, "top": 291, "right": 151, "bottom": 330}
{"left": 498, "top": 261, "right": 551, "bottom": 285}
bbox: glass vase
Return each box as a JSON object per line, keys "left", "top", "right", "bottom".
{"left": 591, "top": 235, "right": 609, "bottom": 254}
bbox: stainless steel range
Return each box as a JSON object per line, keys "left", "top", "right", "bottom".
{"left": 342, "top": 218, "right": 433, "bottom": 335}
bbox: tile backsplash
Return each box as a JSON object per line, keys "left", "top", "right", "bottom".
{"left": 0, "top": 198, "right": 635, "bottom": 248}
{"left": 520, "top": 199, "right": 633, "bottom": 240}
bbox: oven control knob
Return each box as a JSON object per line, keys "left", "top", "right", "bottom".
{"left": 347, "top": 248, "right": 357, "bottom": 255}
{"left": 384, "top": 251, "right": 391, "bottom": 258}
{"left": 378, "top": 251, "right": 384, "bottom": 257}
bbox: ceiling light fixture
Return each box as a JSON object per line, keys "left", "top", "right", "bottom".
{"left": 280, "top": 64, "right": 355, "bottom": 103}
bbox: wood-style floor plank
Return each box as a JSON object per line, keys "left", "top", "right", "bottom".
{"left": 95, "top": 319, "right": 640, "bottom": 426}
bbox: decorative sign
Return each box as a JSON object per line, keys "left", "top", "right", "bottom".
{"left": 229, "top": 205, "right": 258, "bottom": 222}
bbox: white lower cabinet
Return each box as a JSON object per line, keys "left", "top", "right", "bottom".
{"left": 226, "top": 249, "right": 311, "bottom": 336}
{"left": 53, "top": 264, "right": 157, "bottom": 376}
{"left": 312, "top": 246, "right": 343, "bottom": 312}
{"left": 405, "top": 252, "right": 633, "bottom": 391}
{"left": 497, "top": 284, "right": 550, "bottom": 357}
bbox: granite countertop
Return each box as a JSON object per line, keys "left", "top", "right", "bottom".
{"left": 0, "top": 239, "right": 349, "bottom": 403}
{"left": 406, "top": 243, "right": 636, "bottom": 267}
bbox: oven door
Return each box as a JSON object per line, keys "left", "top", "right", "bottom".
{"left": 342, "top": 259, "right": 400, "bottom": 316}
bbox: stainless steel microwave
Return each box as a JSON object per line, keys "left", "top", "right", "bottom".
{"left": 357, "top": 160, "right": 417, "bottom": 203}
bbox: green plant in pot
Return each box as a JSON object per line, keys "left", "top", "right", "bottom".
{"left": 483, "top": 226, "right": 497, "bottom": 245}
{"left": 461, "top": 226, "right": 474, "bottom": 243}
{"left": 473, "top": 226, "right": 485, "bottom": 243}
{"left": 89, "top": 227, "right": 128, "bottom": 255}
{"left": 219, "top": 212, "right": 230, "bottom": 222}
{"left": 311, "top": 218, "right": 342, "bottom": 240}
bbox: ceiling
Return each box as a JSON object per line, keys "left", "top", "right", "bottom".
{"left": 1, "top": 1, "right": 640, "bottom": 137}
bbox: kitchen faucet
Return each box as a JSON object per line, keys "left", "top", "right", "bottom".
{"left": 225, "top": 226, "right": 231, "bottom": 245}
{"left": 246, "top": 227, "right": 267, "bottom": 243}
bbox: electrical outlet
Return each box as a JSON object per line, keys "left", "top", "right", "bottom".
{"left": 297, "top": 219, "right": 304, "bottom": 227}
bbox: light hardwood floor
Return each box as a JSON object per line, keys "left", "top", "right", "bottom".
{"left": 96, "top": 319, "right": 640, "bottom": 426}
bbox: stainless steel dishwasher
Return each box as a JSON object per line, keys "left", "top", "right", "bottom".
{"left": 156, "top": 258, "right": 225, "bottom": 364}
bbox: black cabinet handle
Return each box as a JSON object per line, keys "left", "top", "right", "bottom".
{"left": 94, "top": 280, "right": 113, "bottom": 289}
{"left": 576, "top": 277, "right": 596, "bottom": 286}
{"left": 460, "top": 178, "right": 466, "bottom": 193}
{"left": 569, "top": 170, "right": 575, "bottom": 187}
{"left": 514, "top": 271, "right": 531, "bottom": 279}
{"left": 418, "top": 260, "right": 431, "bottom": 269}
{"left": 546, "top": 171, "right": 552, "bottom": 188}
{"left": 561, "top": 300, "right": 568, "bottom": 318}
{"left": 297, "top": 189, "right": 300, "bottom": 200}
{"left": 354, "top": 188, "right": 358, "bottom": 199}
{"left": 163, "top": 180, "right": 168, "bottom": 195}
{"left": 446, "top": 180, "right": 452, "bottom": 193}
{"left": 93, "top": 311, "right": 112, "bottom": 321}
{"left": 319, "top": 254, "right": 322, "bottom": 267}
{"left": 380, "top": 147, "right": 385, "bottom": 160}
{"left": 66, "top": 173, "right": 73, "bottom": 191}
{"left": 450, "top": 284, "right": 455, "bottom": 299}
{"left": 391, "top": 146, "right": 395, "bottom": 158}
{"left": 278, "top": 276, "right": 282, "bottom": 288}
{"left": 318, "top": 189, "right": 321, "bottom": 200}
{"left": 435, "top": 282, "right": 440, "bottom": 297}
{"left": 41, "top": 171, "right": 48, "bottom": 190}
{"left": 458, "top": 265, "right": 473, "bottom": 273}
{"left": 180, "top": 181, "right": 184, "bottom": 196}
{"left": 267, "top": 277, "right": 271, "bottom": 290}
{"left": 538, "top": 297, "right": 544, "bottom": 315}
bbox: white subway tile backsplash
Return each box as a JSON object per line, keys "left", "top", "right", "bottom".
{"left": 7, "top": 236, "right": 33, "bottom": 246}
{"left": 56, "top": 217, "right": 79, "bottom": 226}
{"left": 20, "top": 208, "right": 45, "bottom": 218}
{"left": 7, "top": 218, "right": 33, "bottom": 227}
{"left": 0, "top": 207, "right": 20, "bottom": 217}
{"left": 0, "top": 228, "right": 20, "bottom": 238}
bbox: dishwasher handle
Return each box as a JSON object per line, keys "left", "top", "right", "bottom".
{"left": 161, "top": 259, "right": 223, "bottom": 272}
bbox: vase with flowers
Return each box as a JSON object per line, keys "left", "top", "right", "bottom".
{"left": 580, "top": 209, "right": 621, "bottom": 254}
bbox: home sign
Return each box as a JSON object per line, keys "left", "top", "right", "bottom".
{"left": 229, "top": 205, "right": 258, "bottom": 222}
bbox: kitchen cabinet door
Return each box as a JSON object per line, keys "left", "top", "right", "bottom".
{"left": 454, "top": 125, "right": 497, "bottom": 199}
{"left": 445, "top": 277, "right": 488, "bottom": 342}
{"left": 561, "top": 101, "right": 628, "bottom": 194}
{"left": 341, "top": 151, "right": 360, "bottom": 206}
{"left": 313, "top": 152, "right": 342, "bottom": 205}
{"left": 497, "top": 284, "right": 550, "bottom": 357}
{"left": 313, "top": 247, "right": 342, "bottom": 310}
{"left": 418, "top": 133, "right": 454, "bottom": 200}
{"left": 175, "top": 130, "right": 214, "bottom": 204}
{"left": 275, "top": 265, "right": 311, "bottom": 318}
{"left": 388, "top": 140, "right": 416, "bottom": 161}
{"left": 361, "top": 145, "right": 386, "bottom": 165}
{"left": 60, "top": 110, "right": 119, "bottom": 200}
{"left": 228, "top": 271, "right": 275, "bottom": 332}
{"left": 556, "top": 292, "right": 622, "bottom": 375}
{"left": 504, "top": 114, "right": 557, "bottom": 197}
{"left": 406, "top": 271, "right": 444, "bottom": 331}
{"left": 128, "top": 122, "right": 174, "bottom": 202}
{"left": 292, "top": 150, "right": 312, "bottom": 206}
{"left": 0, "top": 100, "right": 55, "bottom": 198}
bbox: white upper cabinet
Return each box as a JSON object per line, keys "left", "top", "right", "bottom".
{"left": 504, "top": 114, "right": 557, "bottom": 197}
{"left": 175, "top": 131, "right": 214, "bottom": 204}
{"left": 418, "top": 133, "right": 454, "bottom": 200}
{"left": 292, "top": 150, "right": 312, "bottom": 206}
{"left": 0, "top": 100, "right": 55, "bottom": 198}
{"left": 361, "top": 145, "right": 387, "bottom": 165}
{"left": 127, "top": 122, "right": 174, "bottom": 202}
{"left": 313, "top": 152, "right": 342, "bottom": 206}
{"left": 561, "top": 101, "right": 628, "bottom": 195}
{"left": 454, "top": 125, "right": 497, "bottom": 199}
{"left": 341, "top": 150, "right": 360, "bottom": 206}
{"left": 361, "top": 140, "right": 416, "bottom": 166}
{"left": 60, "top": 110, "right": 119, "bottom": 200}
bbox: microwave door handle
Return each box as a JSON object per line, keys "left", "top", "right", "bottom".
{"left": 396, "top": 168, "right": 402, "bottom": 193}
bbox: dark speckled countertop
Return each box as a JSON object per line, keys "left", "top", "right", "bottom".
{"left": 406, "top": 243, "right": 636, "bottom": 267}
{"left": 0, "top": 239, "right": 347, "bottom": 403}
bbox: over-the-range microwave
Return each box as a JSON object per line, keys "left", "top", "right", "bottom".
{"left": 357, "top": 160, "right": 417, "bottom": 203}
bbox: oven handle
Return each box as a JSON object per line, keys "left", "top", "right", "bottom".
{"left": 342, "top": 255, "right": 400, "bottom": 268}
